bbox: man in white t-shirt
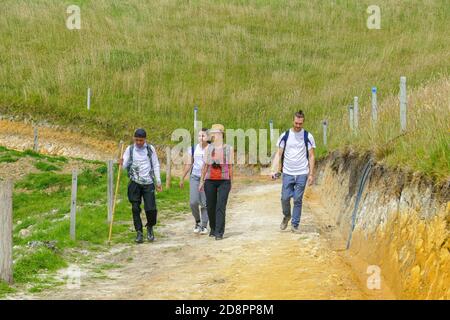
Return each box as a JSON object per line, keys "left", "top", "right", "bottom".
{"left": 180, "top": 128, "right": 210, "bottom": 235}
{"left": 271, "top": 111, "right": 316, "bottom": 233}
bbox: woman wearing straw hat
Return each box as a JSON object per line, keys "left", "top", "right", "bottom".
{"left": 199, "top": 124, "right": 234, "bottom": 240}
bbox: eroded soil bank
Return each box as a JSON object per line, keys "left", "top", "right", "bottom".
{"left": 314, "top": 150, "right": 449, "bottom": 299}
{"left": 0, "top": 118, "right": 116, "bottom": 161}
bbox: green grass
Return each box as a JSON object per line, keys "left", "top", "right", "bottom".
{"left": 0, "top": 146, "right": 69, "bottom": 163}
{"left": 14, "top": 247, "right": 68, "bottom": 283}
{"left": 1, "top": 148, "right": 189, "bottom": 296}
{"left": 15, "top": 172, "right": 71, "bottom": 190}
{"left": 0, "top": 146, "right": 69, "bottom": 167}
{"left": 34, "top": 161, "right": 61, "bottom": 172}
{"left": 97, "top": 263, "right": 122, "bottom": 271}
{"left": 0, "top": 154, "right": 19, "bottom": 163}
{"left": 0, "top": 280, "right": 16, "bottom": 298}
{"left": 0, "top": 146, "right": 23, "bottom": 163}
{"left": 0, "top": 1, "right": 448, "bottom": 178}
{"left": 22, "top": 149, "right": 68, "bottom": 163}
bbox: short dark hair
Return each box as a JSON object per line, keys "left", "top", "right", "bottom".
{"left": 294, "top": 110, "right": 305, "bottom": 120}
{"left": 134, "top": 128, "right": 147, "bottom": 138}
{"left": 201, "top": 127, "right": 208, "bottom": 132}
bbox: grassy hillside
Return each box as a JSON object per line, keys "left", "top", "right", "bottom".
{"left": 0, "top": 0, "right": 449, "bottom": 177}
{"left": 0, "top": 146, "right": 189, "bottom": 296}
{"left": 333, "top": 77, "right": 449, "bottom": 179}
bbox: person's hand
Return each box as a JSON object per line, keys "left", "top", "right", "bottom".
{"left": 118, "top": 158, "right": 124, "bottom": 166}
{"left": 198, "top": 181, "right": 204, "bottom": 192}
{"left": 179, "top": 179, "right": 184, "bottom": 189}
{"left": 307, "top": 175, "right": 314, "bottom": 186}
{"left": 271, "top": 172, "right": 281, "bottom": 180}
{"left": 156, "top": 184, "right": 163, "bottom": 192}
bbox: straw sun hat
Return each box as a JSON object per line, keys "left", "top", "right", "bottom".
{"left": 208, "top": 124, "right": 225, "bottom": 134}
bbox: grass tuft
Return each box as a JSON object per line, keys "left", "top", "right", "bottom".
{"left": 34, "top": 161, "right": 61, "bottom": 172}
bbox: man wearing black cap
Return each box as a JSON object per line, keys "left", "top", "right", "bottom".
{"left": 120, "top": 128, "right": 162, "bottom": 243}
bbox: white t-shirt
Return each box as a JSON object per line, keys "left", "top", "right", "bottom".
{"left": 187, "top": 144, "right": 207, "bottom": 177}
{"left": 276, "top": 129, "right": 316, "bottom": 175}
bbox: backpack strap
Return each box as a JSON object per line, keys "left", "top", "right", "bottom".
{"left": 304, "top": 130, "right": 310, "bottom": 162}
{"left": 190, "top": 144, "right": 196, "bottom": 175}
{"left": 146, "top": 144, "right": 152, "bottom": 163}
{"left": 279, "top": 130, "right": 290, "bottom": 173}
{"left": 146, "top": 144, "right": 155, "bottom": 180}
{"left": 126, "top": 145, "right": 134, "bottom": 177}
{"left": 221, "top": 144, "right": 228, "bottom": 176}
{"left": 129, "top": 145, "right": 134, "bottom": 163}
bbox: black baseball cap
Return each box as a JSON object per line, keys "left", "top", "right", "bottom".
{"left": 134, "top": 128, "right": 147, "bottom": 138}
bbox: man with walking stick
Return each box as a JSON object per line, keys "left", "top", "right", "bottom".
{"left": 119, "top": 128, "right": 162, "bottom": 243}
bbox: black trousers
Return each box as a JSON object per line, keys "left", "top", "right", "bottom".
{"left": 127, "top": 181, "right": 157, "bottom": 232}
{"left": 204, "top": 179, "right": 231, "bottom": 237}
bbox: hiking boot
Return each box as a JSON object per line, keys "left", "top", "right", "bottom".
{"left": 135, "top": 231, "right": 144, "bottom": 244}
{"left": 291, "top": 225, "right": 300, "bottom": 233}
{"left": 209, "top": 230, "right": 216, "bottom": 237}
{"left": 147, "top": 226, "right": 155, "bottom": 242}
{"left": 280, "top": 215, "right": 291, "bottom": 230}
{"left": 193, "top": 224, "right": 202, "bottom": 234}
{"left": 200, "top": 226, "right": 209, "bottom": 235}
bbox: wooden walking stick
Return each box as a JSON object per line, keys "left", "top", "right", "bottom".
{"left": 108, "top": 141, "right": 125, "bottom": 244}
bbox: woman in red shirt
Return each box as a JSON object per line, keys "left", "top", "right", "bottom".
{"left": 199, "top": 124, "right": 233, "bottom": 240}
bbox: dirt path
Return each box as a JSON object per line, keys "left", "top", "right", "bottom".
{"left": 27, "top": 180, "right": 394, "bottom": 300}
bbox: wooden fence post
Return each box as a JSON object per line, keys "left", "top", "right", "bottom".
{"left": 371, "top": 87, "right": 378, "bottom": 125}
{"left": 269, "top": 119, "right": 274, "bottom": 147}
{"left": 353, "top": 96, "right": 359, "bottom": 130}
{"left": 33, "top": 127, "right": 39, "bottom": 152}
{"left": 0, "top": 180, "right": 13, "bottom": 284}
{"left": 166, "top": 147, "right": 171, "bottom": 189}
{"left": 87, "top": 88, "right": 91, "bottom": 111}
{"left": 322, "top": 120, "right": 328, "bottom": 147}
{"left": 400, "top": 76, "right": 407, "bottom": 132}
{"left": 348, "top": 104, "right": 354, "bottom": 133}
{"left": 107, "top": 160, "right": 114, "bottom": 223}
{"left": 70, "top": 169, "right": 78, "bottom": 240}
{"left": 194, "top": 105, "right": 198, "bottom": 134}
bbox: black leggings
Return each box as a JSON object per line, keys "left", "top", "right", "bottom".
{"left": 204, "top": 179, "right": 231, "bottom": 237}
